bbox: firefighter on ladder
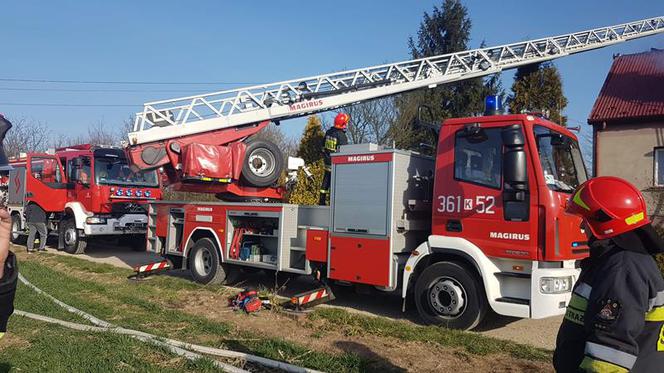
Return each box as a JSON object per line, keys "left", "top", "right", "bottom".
{"left": 319, "top": 113, "right": 349, "bottom": 206}
{"left": 554, "top": 177, "right": 664, "bottom": 372}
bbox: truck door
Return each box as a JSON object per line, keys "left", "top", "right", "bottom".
{"left": 435, "top": 123, "right": 538, "bottom": 259}
{"left": 67, "top": 156, "right": 93, "bottom": 210}
{"left": 26, "top": 155, "right": 68, "bottom": 212}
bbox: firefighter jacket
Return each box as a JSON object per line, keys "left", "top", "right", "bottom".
{"left": 0, "top": 251, "right": 17, "bottom": 340}
{"left": 553, "top": 225, "right": 664, "bottom": 372}
{"left": 322, "top": 127, "right": 348, "bottom": 166}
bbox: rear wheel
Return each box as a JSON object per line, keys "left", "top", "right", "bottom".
{"left": 10, "top": 214, "right": 25, "bottom": 245}
{"left": 188, "top": 238, "right": 235, "bottom": 285}
{"left": 62, "top": 218, "right": 87, "bottom": 255}
{"left": 240, "top": 140, "right": 284, "bottom": 187}
{"left": 414, "top": 261, "right": 487, "bottom": 330}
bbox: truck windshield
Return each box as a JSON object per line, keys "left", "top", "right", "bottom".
{"left": 534, "top": 125, "right": 587, "bottom": 193}
{"left": 94, "top": 157, "right": 158, "bottom": 187}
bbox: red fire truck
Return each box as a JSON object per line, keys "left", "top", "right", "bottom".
{"left": 122, "top": 17, "right": 661, "bottom": 328}
{"left": 5, "top": 145, "right": 162, "bottom": 254}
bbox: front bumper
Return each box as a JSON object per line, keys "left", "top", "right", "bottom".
{"left": 530, "top": 262, "right": 581, "bottom": 319}
{"left": 83, "top": 214, "right": 148, "bottom": 236}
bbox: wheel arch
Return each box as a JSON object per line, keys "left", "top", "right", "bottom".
{"left": 64, "top": 202, "right": 91, "bottom": 230}
{"left": 183, "top": 227, "right": 224, "bottom": 265}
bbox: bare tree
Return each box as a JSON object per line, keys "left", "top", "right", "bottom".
{"left": 341, "top": 98, "right": 395, "bottom": 145}
{"left": 4, "top": 116, "right": 51, "bottom": 157}
{"left": 86, "top": 120, "right": 120, "bottom": 146}
{"left": 252, "top": 124, "right": 297, "bottom": 157}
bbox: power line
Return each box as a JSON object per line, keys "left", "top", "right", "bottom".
{"left": 0, "top": 77, "right": 261, "bottom": 85}
{"left": 0, "top": 102, "right": 136, "bottom": 107}
{"left": 0, "top": 87, "right": 212, "bottom": 93}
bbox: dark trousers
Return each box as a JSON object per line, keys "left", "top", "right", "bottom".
{"left": 319, "top": 167, "right": 331, "bottom": 206}
{"left": 27, "top": 222, "right": 47, "bottom": 251}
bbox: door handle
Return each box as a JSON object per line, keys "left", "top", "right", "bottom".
{"left": 26, "top": 192, "right": 33, "bottom": 198}
{"left": 446, "top": 220, "right": 462, "bottom": 232}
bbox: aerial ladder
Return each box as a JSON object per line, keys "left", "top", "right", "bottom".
{"left": 125, "top": 16, "right": 664, "bottom": 200}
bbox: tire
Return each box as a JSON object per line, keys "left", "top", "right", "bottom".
{"left": 61, "top": 218, "right": 87, "bottom": 255}
{"left": 10, "top": 214, "right": 25, "bottom": 245}
{"left": 414, "top": 261, "right": 488, "bottom": 330}
{"left": 120, "top": 235, "right": 146, "bottom": 252}
{"left": 240, "top": 140, "right": 284, "bottom": 187}
{"left": 188, "top": 238, "right": 233, "bottom": 285}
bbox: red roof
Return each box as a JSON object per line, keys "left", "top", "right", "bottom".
{"left": 588, "top": 49, "right": 664, "bottom": 125}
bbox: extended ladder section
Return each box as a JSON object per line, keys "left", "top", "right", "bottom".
{"left": 129, "top": 16, "right": 664, "bottom": 146}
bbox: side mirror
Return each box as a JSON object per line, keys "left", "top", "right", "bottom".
{"left": 502, "top": 125, "right": 529, "bottom": 221}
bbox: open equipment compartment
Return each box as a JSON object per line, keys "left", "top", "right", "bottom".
{"left": 225, "top": 209, "right": 280, "bottom": 269}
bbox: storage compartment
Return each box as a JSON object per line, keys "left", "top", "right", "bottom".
{"left": 165, "top": 208, "right": 185, "bottom": 254}
{"left": 306, "top": 229, "right": 328, "bottom": 263}
{"left": 226, "top": 210, "right": 280, "bottom": 268}
{"left": 329, "top": 236, "right": 391, "bottom": 286}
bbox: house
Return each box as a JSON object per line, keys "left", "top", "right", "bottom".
{"left": 588, "top": 48, "right": 664, "bottom": 223}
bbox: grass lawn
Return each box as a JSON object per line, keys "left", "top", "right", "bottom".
{"left": 1, "top": 250, "right": 554, "bottom": 372}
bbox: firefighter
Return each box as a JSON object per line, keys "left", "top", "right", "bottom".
{"left": 554, "top": 176, "right": 664, "bottom": 372}
{"left": 0, "top": 208, "right": 17, "bottom": 341}
{"left": 319, "top": 113, "right": 349, "bottom": 205}
{"left": 25, "top": 203, "right": 47, "bottom": 253}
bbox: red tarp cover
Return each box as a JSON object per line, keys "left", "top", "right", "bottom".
{"left": 181, "top": 143, "right": 233, "bottom": 179}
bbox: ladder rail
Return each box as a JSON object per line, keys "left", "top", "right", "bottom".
{"left": 129, "top": 16, "right": 664, "bottom": 145}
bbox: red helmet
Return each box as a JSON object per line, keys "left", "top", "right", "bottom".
{"left": 566, "top": 176, "right": 649, "bottom": 239}
{"left": 334, "top": 113, "right": 350, "bottom": 130}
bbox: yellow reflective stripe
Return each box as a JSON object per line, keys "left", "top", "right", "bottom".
{"left": 0, "top": 332, "right": 4, "bottom": 340}
{"left": 646, "top": 306, "right": 664, "bottom": 321}
{"left": 324, "top": 137, "right": 338, "bottom": 151}
{"left": 569, "top": 294, "right": 588, "bottom": 311}
{"left": 658, "top": 325, "right": 664, "bottom": 352}
{"left": 564, "top": 306, "right": 585, "bottom": 325}
{"left": 625, "top": 212, "right": 645, "bottom": 226}
{"left": 579, "top": 357, "right": 628, "bottom": 373}
{"left": 573, "top": 187, "right": 591, "bottom": 211}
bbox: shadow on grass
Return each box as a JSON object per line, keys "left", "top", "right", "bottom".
{"left": 334, "top": 341, "right": 407, "bottom": 373}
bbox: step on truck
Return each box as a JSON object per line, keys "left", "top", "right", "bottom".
{"left": 147, "top": 112, "right": 590, "bottom": 329}
{"left": 4, "top": 144, "right": 162, "bottom": 254}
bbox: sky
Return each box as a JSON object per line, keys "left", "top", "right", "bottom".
{"left": 1, "top": 0, "right": 663, "bottom": 144}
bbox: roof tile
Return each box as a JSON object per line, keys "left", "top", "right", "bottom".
{"left": 588, "top": 49, "right": 664, "bottom": 124}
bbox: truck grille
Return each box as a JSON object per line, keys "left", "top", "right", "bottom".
{"left": 111, "top": 202, "right": 147, "bottom": 214}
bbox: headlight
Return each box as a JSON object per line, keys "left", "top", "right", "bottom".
{"left": 540, "top": 276, "right": 573, "bottom": 294}
{"left": 86, "top": 217, "right": 107, "bottom": 224}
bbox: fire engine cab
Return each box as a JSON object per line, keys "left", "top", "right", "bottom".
{"left": 5, "top": 144, "right": 162, "bottom": 254}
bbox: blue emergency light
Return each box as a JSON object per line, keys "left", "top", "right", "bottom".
{"left": 484, "top": 95, "right": 503, "bottom": 116}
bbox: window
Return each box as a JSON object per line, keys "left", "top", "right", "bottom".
{"left": 655, "top": 148, "right": 664, "bottom": 186}
{"left": 454, "top": 127, "right": 502, "bottom": 189}
{"left": 30, "top": 157, "right": 62, "bottom": 184}
{"left": 94, "top": 156, "right": 159, "bottom": 187}
{"left": 534, "top": 126, "right": 587, "bottom": 193}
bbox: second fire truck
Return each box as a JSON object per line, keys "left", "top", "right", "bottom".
{"left": 5, "top": 144, "right": 162, "bottom": 254}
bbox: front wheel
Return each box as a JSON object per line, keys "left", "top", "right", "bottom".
{"left": 10, "top": 214, "right": 25, "bottom": 245}
{"left": 188, "top": 238, "right": 236, "bottom": 285}
{"left": 61, "top": 218, "right": 87, "bottom": 255}
{"left": 414, "top": 261, "right": 487, "bottom": 330}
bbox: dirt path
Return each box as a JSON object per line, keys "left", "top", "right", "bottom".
{"left": 38, "top": 242, "right": 562, "bottom": 350}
